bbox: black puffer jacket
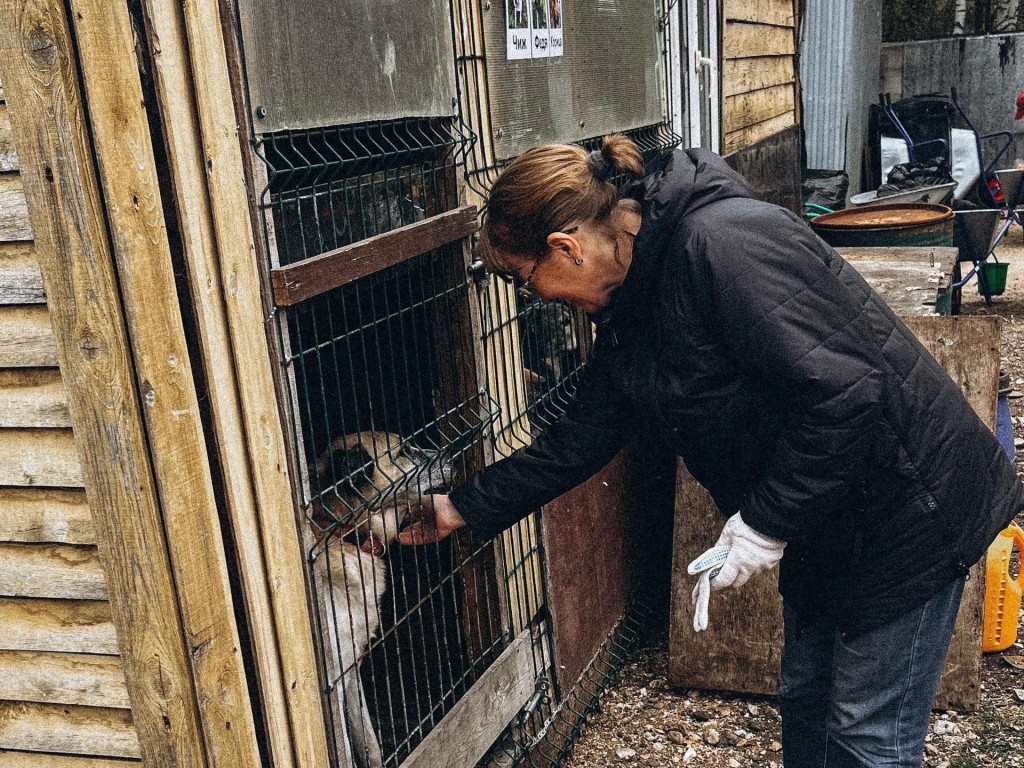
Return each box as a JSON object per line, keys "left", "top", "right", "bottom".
{"left": 453, "top": 148, "right": 1024, "bottom": 635}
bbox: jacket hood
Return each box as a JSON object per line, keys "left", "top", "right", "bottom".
{"left": 597, "top": 148, "right": 755, "bottom": 329}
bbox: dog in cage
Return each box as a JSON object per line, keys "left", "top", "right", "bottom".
{"left": 522, "top": 299, "right": 581, "bottom": 399}
{"left": 312, "top": 430, "right": 450, "bottom": 768}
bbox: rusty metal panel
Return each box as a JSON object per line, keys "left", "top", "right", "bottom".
{"left": 482, "top": 0, "right": 665, "bottom": 160}
{"left": 542, "top": 444, "right": 641, "bottom": 688}
{"left": 237, "top": 0, "right": 457, "bottom": 132}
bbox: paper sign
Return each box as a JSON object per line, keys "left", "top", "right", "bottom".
{"left": 506, "top": 0, "right": 532, "bottom": 59}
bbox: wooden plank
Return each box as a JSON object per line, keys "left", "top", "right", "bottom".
{"left": 0, "top": 1, "right": 207, "bottom": 765}
{"left": 0, "top": 172, "right": 32, "bottom": 241}
{"left": 724, "top": 56, "right": 795, "bottom": 97}
{"left": 0, "top": 488, "right": 94, "bottom": 544}
{"left": 724, "top": 111, "right": 797, "bottom": 154}
{"left": 0, "top": 369, "right": 70, "bottom": 427}
{"left": 724, "top": 83, "right": 795, "bottom": 137}
{"left": 0, "top": 306, "right": 57, "bottom": 368}
{"left": 724, "top": 21, "right": 795, "bottom": 59}
{"left": 845, "top": 261, "right": 947, "bottom": 316}
{"left": 152, "top": 0, "right": 333, "bottom": 763}
{"left": 66, "top": 0, "right": 264, "bottom": 763}
{"left": 0, "top": 429, "right": 81, "bottom": 487}
{"left": 668, "top": 317, "right": 999, "bottom": 711}
{"left": 0, "top": 543, "right": 105, "bottom": 599}
{"left": 0, "top": 702, "right": 139, "bottom": 759}
{"left": 403, "top": 628, "right": 536, "bottom": 768}
{"left": 0, "top": 752, "right": 139, "bottom": 767}
{"left": 0, "top": 242, "right": 45, "bottom": 305}
{"left": 903, "top": 316, "right": 998, "bottom": 712}
{"left": 0, "top": 598, "right": 118, "bottom": 655}
{"left": 0, "top": 650, "right": 129, "bottom": 708}
{"left": 838, "top": 246, "right": 959, "bottom": 267}
{"left": 724, "top": 0, "right": 796, "bottom": 26}
{"left": 270, "top": 206, "right": 478, "bottom": 306}
{"left": 0, "top": 102, "right": 18, "bottom": 171}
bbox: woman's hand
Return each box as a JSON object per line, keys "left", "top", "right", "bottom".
{"left": 397, "top": 493, "right": 466, "bottom": 545}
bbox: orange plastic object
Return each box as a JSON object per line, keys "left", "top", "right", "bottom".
{"left": 983, "top": 521, "right": 1024, "bottom": 653}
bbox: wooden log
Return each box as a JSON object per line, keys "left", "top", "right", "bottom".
{"left": 0, "top": 543, "right": 106, "bottom": 600}
{"left": 65, "top": 0, "right": 263, "bottom": 763}
{"left": 145, "top": 0, "right": 333, "bottom": 762}
{"left": 0, "top": 598, "right": 118, "bottom": 655}
{"left": 0, "top": 487, "right": 94, "bottom": 544}
{"left": 0, "top": 428, "right": 81, "bottom": 487}
{"left": 0, "top": 1, "right": 208, "bottom": 765}
{"left": 0, "top": 702, "right": 139, "bottom": 759}
{"left": 0, "top": 242, "right": 44, "bottom": 304}
{"left": 724, "top": 111, "right": 797, "bottom": 155}
{"left": 668, "top": 316, "right": 999, "bottom": 711}
{"left": 724, "top": 0, "right": 796, "bottom": 26}
{"left": 0, "top": 369, "right": 71, "bottom": 428}
{"left": 0, "top": 751, "right": 139, "bottom": 767}
{"left": 0, "top": 307, "right": 57, "bottom": 368}
{"left": 0, "top": 172, "right": 31, "bottom": 241}
{"left": 724, "top": 21, "right": 796, "bottom": 59}
{"left": 270, "top": 206, "right": 478, "bottom": 306}
{"left": 0, "top": 650, "right": 130, "bottom": 708}
{"left": 724, "top": 56, "right": 795, "bottom": 98}
{"left": 0, "top": 101, "right": 18, "bottom": 171}
{"left": 724, "top": 82, "right": 796, "bottom": 137}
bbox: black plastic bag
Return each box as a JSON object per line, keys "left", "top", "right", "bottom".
{"left": 802, "top": 169, "right": 850, "bottom": 211}
{"left": 877, "top": 157, "right": 955, "bottom": 197}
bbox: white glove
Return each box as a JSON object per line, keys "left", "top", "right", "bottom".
{"left": 686, "top": 513, "right": 786, "bottom": 632}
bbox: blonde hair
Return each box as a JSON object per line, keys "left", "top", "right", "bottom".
{"left": 480, "top": 134, "right": 644, "bottom": 275}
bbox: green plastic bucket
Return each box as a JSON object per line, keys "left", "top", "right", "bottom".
{"left": 979, "top": 262, "right": 1009, "bottom": 296}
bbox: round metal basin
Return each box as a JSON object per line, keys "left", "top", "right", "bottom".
{"left": 810, "top": 203, "right": 954, "bottom": 248}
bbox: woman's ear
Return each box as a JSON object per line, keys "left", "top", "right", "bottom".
{"left": 546, "top": 230, "right": 580, "bottom": 261}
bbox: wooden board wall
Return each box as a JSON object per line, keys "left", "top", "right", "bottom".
{"left": 0, "top": 76, "right": 141, "bottom": 765}
{"left": 722, "top": 0, "right": 800, "bottom": 155}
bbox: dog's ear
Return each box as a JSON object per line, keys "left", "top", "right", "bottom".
{"left": 321, "top": 441, "right": 376, "bottom": 495}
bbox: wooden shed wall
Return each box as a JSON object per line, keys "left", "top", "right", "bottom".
{"left": 722, "top": 0, "right": 800, "bottom": 154}
{"left": 0, "top": 78, "right": 141, "bottom": 764}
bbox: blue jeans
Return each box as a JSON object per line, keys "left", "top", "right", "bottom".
{"left": 779, "top": 576, "right": 965, "bottom": 767}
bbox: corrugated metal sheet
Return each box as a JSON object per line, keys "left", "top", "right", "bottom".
{"left": 801, "top": 0, "right": 882, "bottom": 192}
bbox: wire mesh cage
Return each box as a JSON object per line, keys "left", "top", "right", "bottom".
{"left": 243, "top": 1, "right": 685, "bottom": 765}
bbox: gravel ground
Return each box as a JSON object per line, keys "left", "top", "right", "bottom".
{"left": 561, "top": 224, "right": 1024, "bottom": 768}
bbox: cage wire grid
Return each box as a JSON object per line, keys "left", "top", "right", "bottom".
{"left": 240, "top": 1, "right": 683, "bottom": 766}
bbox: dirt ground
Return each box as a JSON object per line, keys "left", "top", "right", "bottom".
{"left": 561, "top": 224, "right": 1024, "bottom": 768}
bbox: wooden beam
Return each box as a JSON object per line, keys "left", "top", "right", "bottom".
{"left": 0, "top": 597, "right": 117, "bottom": 654}
{"left": 0, "top": 543, "right": 106, "bottom": 599}
{"left": 0, "top": 752, "right": 139, "bottom": 767}
{"left": 0, "top": 306, "right": 57, "bottom": 367}
{"left": 0, "top": 429, "right": 81, "bottom": 487}
{"left": 0, "top": 369, "right": 70, "bottom": 428}
{"left": 0, "top": 0, "right": 206, "bottom": 765}
{"left": 0, "top": 172, "right": 31, "bottom": 241}
{"left": 0, "top": 702, "right": 140, "bottom": 759}
{"left": 145, "top": 0, "right": 333, "bottom": 763}
{"left": 0, "top": 650, "right": 130, "bottom": 708}
{"left": 403, "top": 628, "right": 536, "bottom": 768}
{"left": 724, "top": 21, "right": 796, "bottom": 59}
{"left": 66, "top": 0, "right": 264, "bottom": 763}
{"left": 270, "top": 206, "right": 478, "bottom": 306}
{"left": 0, "top": 488, "right": 94, "bottom": 544}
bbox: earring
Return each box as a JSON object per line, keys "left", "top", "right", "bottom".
{"left": 574, "top": 257, "right": 583, "bottom": 266}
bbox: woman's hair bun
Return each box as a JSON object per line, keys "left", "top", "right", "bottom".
{"left": 586, "top": 149, "right": 612, "bottom": 182}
